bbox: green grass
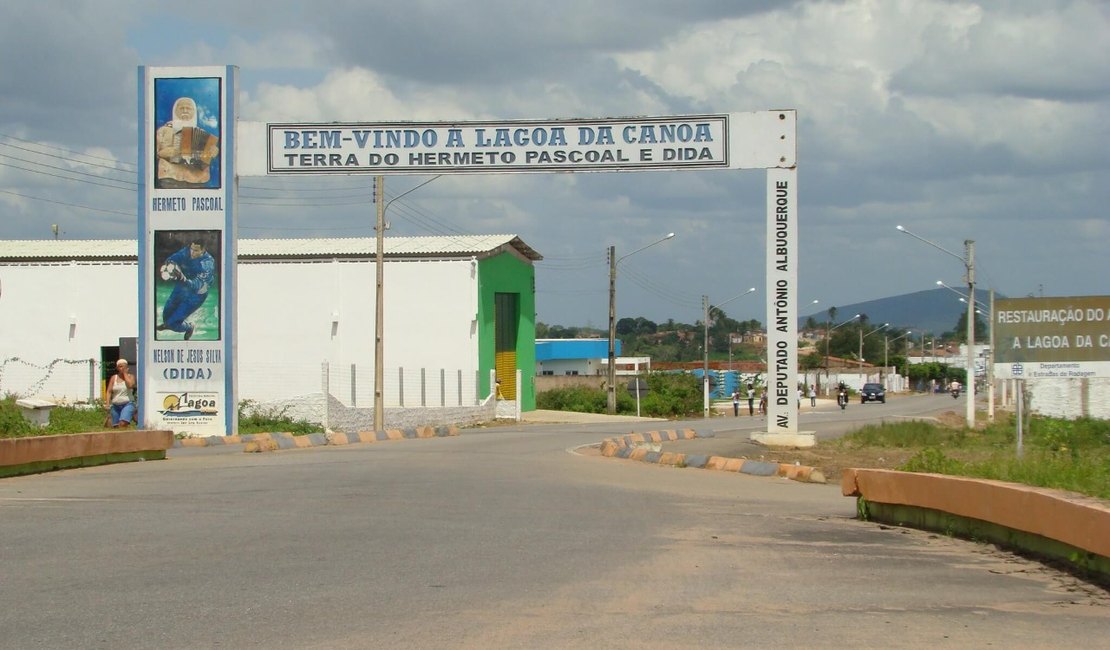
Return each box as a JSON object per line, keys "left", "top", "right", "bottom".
{"left": 237, "top": 400, "right": 323, "bottom": 435}
{"left": 834, "top": 415, "right": 1110, "bottom": 500}
{"left": 536, "top": 373, "right": 703, "bottom": 418}
{"left": 0, "top": 396, "right": 107, "bottom": 438}
{"left": 0, "top": 396, "right": 323, "bottom": 438}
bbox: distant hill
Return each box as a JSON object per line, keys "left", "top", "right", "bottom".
{"left": 800, "top": 288, "right": 996, "bottom": 337}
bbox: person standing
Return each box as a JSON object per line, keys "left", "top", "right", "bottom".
{"left": 746, "top": 383, "right": 755, "bottom": 416}
{"left": 731, "top": 389, "right": 740, "bottom": 416}
{"left": 105, "top": 359, "right": 136, "bottom": 428}
{"left": 809, "top": 384, "right": 817, "bottom": 408}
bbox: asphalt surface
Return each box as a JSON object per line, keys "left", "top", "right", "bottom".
{"left": 2, "top": 393, "right": 1107, "bottom": 649}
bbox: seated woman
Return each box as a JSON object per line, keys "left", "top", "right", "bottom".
{"left": 105, "top": 359, "right": 136, "bottom": 428}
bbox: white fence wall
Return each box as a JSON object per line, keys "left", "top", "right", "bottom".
{"left": 0, "top": 257, "right": 480, "bottom": 402}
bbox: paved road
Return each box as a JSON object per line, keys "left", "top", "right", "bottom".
{"left": 1, "top": 397, "right": 1107, "bottom": 649}
{"left": 665, "top": 391, "right": 976, "bottom": 458}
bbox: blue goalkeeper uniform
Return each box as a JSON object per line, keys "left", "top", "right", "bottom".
{"left": 159, "top": 246, "right": 216, "bottom": 338}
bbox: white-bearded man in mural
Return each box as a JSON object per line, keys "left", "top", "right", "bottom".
{"left": 157, "top": 239, "right": 216, "bottom": 341}
{"left": 155, "top": 96, "right": 219, "bottom": 188}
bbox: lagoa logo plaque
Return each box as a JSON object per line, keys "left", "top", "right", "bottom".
{"left": 159, "top": 392, "right": 219, "bottom": 418}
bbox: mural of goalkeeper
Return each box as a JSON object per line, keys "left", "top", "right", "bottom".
{"left": 157, "top": 239, "right": 216, "bottom": 340}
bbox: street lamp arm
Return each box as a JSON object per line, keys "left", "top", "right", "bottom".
{"left": 383, "top": 175, "right": 443, "bottom": 215}
{"left": 617, "top": 232, "right": 676, "bottom": 266}
{"left": 864, "top": 323, "right": 889, "bottom": 337}
{"left": 888, "top": 329, "right": 913, "bottom": 343}
{"left": 937, "top": 280, "right": 988, "bottom": 310}
{"left": 897, "top": 225, "right": 968, "bottom": 269}
{"left": 829, "top": 313, "right": 861, "bottom": 333}
{"left": 711, "top": 287, "right": 757, "bottom": 311}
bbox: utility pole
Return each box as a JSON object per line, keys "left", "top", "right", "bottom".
{"left": 607, "top": 245, "right": 617, "bottom": 415}
{"left": 703, "top": 295, "right": 710, "bottom": 418}
{"left": 965, "top": 239, "right": 976, "bottom": 428}
{"left": 374, "top": 175, "right": 385, "bottom": 432}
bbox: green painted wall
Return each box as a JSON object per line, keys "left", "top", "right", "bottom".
{"left": 477, "top": 252, "right": 536, "bottom": 411}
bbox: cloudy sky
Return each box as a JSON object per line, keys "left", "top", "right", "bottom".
{"left": 2, "top": 0, "right": 1107, "bottom": 328}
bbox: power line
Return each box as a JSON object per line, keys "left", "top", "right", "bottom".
{"left": 0, "top": 136, "right": 511, "bottom": 240}
{"left": 0, "top": 132, "right": 135, "bottom": 170}
{"left": 0, "top": 156, "right": 135, "bottom": 190}
{"left": 0, "top": 188, "right": 132, "bottom": 216}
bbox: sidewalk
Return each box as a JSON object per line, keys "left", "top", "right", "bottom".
{"left": 520, "top": 409, "right": 667, "bottom": 424}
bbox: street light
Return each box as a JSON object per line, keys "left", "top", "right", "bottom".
{"left": 824, "top": 313, "right": 860, "bottom": 394}
{"left": 859, "top": 323, "right": 888, "bottom": 368}
{"left": 898, "top": 225, "right": 977, "bottom": 427}
{"left": 826, "top": 314, "right": 860, "bottom": 366}
{"left": 937, "top": 280, "right": 988, "bottom": 310}
{"left": 373, "top": 175, "right": 442, "bottom": 431}
{"left": 703, "top": 287, "right": 756, "bottom": 418}
{"left": 939, "top": 280, "right": 996, "bottom": 421}
{"left": 607, "top": 232, "right": 676, "bottom": 414}
{"left": 885, "top": 329, "right": 913, "bottom": 387}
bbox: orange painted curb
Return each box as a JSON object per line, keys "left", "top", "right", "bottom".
{"left": 722, "top": 458, "right": 744, "bottom": 472}
{"left": 842, "top": 468, "right": 1110, "bottom": 559}
{"left": 1, "top": 430, "right": 173, "bottom": 466}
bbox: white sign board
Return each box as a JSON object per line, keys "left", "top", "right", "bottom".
{"left": 237, "top": 112, "right": 796, "bottom": 176}
{"left": 239, "top": 107, "right": 807, "bottom": 440}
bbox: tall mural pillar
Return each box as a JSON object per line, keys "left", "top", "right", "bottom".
{"left": 138, "top": 66, "right": 238, "bottom": 435}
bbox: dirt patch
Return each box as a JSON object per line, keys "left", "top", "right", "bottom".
{"left": 757, "top": 411, "right": 1003, "bottom": 483}
{"left": 755, "top": 446, "right": 919, "bottom": 483}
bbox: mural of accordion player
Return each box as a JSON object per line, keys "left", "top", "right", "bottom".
{"left": 154, "top": 77, "right": 221, "bottom": 190}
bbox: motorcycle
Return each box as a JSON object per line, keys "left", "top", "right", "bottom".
{"left": 951, "top": 388, "right": 960, "bottom": 399}
{"left": 837, "top": 389, "right": 848, "bottom": 410}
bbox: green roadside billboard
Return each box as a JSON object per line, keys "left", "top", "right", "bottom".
{"left": 993, "top": 295, "right": 1110, "bottom": 379}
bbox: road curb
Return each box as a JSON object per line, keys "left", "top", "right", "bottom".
{"left": 235, "top": 426, "right": 460, "bottom": 452}
{"left": 598, "top": 429, "right": 826, "bottom": 484}
{"left": 843, "top": 468, "right": 1109, "bottom": 582}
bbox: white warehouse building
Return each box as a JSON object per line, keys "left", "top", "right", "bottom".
{"left": 0, "top": 235, "right": 541, "bottom": 428}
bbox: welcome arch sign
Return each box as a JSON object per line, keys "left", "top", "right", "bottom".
{"left": 140, "top": 65, "right": 809, "bottom": 446}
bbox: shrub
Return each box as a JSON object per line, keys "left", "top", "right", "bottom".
{"left": 536, "top": 372, "right": 702, "bottom": 418}
{"left": 237, "top": 399, "right": 323, "bottom": 435}
{"left": 898, "top": 447, "right": 967, "bottom": 474}
{"left": 0, "top": 396, "right": 106, "bottom": 438}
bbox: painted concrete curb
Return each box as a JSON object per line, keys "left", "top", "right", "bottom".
{"left": 597, "top": 429, "right": 827, "bottom": 484}
{"left": 1, "top": 430, "right": 174, "bottom": 478}
{"left": 234, "top": 426, "right": 461, "bottom": 453}
{"left": 842, "top": 468, "right": 1110, "bottom": 581}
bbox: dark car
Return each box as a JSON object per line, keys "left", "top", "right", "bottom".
{"left": 860, "top": 383, "right": 885, "bottom": 404}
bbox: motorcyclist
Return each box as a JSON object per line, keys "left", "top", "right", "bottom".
{"left": 837, "top": 383, "right": 848, "bottom": 410}
{"left": 949, "top": 379, "right": 961, "bottom": 398}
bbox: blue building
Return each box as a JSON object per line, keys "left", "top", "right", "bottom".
{"left": 535, "top": 339, "right": 620, "bottom": 376}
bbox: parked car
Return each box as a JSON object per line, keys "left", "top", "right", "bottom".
{"left": 860, "top": 383, "right": 885, "bottom": 404}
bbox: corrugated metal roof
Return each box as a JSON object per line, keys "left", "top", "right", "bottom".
{"left": 0, "top": 234, "right": 542, "bottom": 262}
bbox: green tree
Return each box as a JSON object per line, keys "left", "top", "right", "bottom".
{"left": 946, "top": 310, "right": 989, "bottom": 343}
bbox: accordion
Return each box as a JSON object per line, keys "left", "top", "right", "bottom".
{"left": 178, "top": 126, "right": 218, "bottom": 167}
